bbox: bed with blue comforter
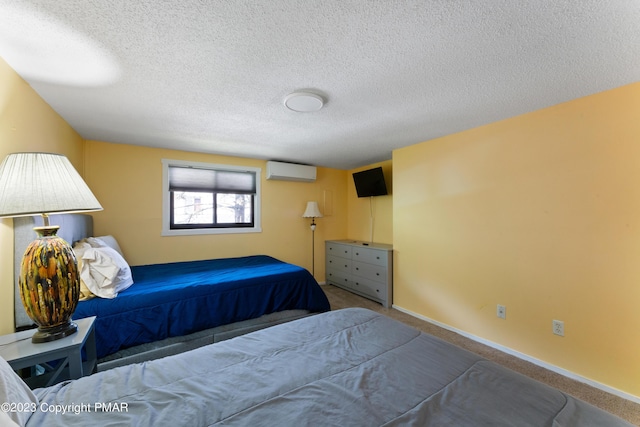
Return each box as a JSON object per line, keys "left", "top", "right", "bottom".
{"left": 73, "top": 255, "right": 330, "bottom": 359}
{"left": 13, "top": 215, "right": 330, "bottom": 364}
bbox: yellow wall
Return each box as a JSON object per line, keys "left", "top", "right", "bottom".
{"left": 393, "top": 82, "right": 640, "bottom": 398}
{"left": 347, "top": 160, "right": 393, "bottom": 244}
{"left": 84, "top": 140, "right": 348, "bottom": 280}
{"left": 0, "top": 57, "right": 85, "bottom": 333}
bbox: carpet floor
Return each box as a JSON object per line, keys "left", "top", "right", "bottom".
{"left": 321, "top": 284, "right": 640, "bottom": 425}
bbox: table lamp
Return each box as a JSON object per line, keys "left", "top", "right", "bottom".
{"left": 0, "top": 153, "right": 103, "bottom": 342}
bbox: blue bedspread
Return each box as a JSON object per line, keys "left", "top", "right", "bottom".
{"left": 73, "top": 255, "right": 330, "bottom": 358}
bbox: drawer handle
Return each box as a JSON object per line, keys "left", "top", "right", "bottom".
{"left": 376, "top": 256, "right": 380, "bottom": 260}
{"left": 376, "top": 273, "right": 380, "bottom": 276}
{"left": 356, "top": 252, "right": 359, "bottom": 256}
{"left": 355, "top": 267, "right": 359, "bottom": 271}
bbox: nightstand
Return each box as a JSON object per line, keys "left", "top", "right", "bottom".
{"left": 0, "top": 316, "right": 97, "bottom": 388}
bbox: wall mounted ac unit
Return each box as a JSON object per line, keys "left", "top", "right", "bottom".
{"left": 266, "top": 161, "right": 317, "bottom": 182}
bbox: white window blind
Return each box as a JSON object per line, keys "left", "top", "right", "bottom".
{"left": 161, "top": 159, "right": 262, "bottom": 236}
{"left": 168, "top": 166, "right": 256, "bottom": 194}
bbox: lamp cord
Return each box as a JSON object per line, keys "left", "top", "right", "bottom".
{"left": 311, "top": 218, "right": 316, "bottom": 277}
{"left": 369, "top": 196, "right": 374, "bottom": 243}
{"left": 0, "top": 336, "right": 32, "bottom": 346}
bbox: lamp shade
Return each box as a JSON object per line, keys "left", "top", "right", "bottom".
{"left": 0, "top": 152, "right": 103, "bottom": 218}
{"left": 302, "top": 201, "right": 323, "bottom": 218}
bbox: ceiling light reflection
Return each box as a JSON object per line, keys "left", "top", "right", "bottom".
{"left": 0, "top": 3, "right": 121, "bottom": 87}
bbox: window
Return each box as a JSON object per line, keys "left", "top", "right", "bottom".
{"left": 162, "top": 159, "right": 261, "bottom": 236}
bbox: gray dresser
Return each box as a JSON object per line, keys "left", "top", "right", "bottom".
{"left": 325, "top": 240, "right": 393, "bottom": 308}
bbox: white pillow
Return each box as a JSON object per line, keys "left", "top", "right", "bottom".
{"left": 74, "top": 241, "right": 134, "bottom": 299}
{"left": 0, "top": 356, "right": 37, "bottom": 426}
{"left": 87, "top": 235, "right": 126, "bottom": 259}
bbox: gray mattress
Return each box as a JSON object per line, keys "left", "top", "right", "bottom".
{"left": 27, "top": 308, "right": 631, "bottom": 426}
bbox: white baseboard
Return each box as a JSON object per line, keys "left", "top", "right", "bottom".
{"left": 392, "top": 304, "right": 640, "bottom": 405}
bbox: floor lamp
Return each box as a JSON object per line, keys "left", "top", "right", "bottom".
{"left": 0, "top": 153, "right": 103, "bottom": 342}
{"left": 302, "top": 201, "right": 323, "bottom": 277}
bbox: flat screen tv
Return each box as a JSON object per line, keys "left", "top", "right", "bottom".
{"left": 353, "top": 167, "right": 388, "bottom": 198}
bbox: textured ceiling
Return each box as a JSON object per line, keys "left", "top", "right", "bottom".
{"left": 1, "top": 1, "right": 639, "bottom": 170}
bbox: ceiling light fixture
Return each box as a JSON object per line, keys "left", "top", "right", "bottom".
{"left": 284, "top": 92, "right": 324, "bottom": 112}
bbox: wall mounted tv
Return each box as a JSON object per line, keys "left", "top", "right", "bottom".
{"left": 353, "top": 167, "right": 388, "bottom": 198}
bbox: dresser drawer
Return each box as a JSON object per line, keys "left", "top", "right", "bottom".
{"left": 351, "top": 277, "right": 387, "bottom": 301}
{"left": 326, "top": 270, "right": 350, "bottom": 287}
{"left": 326, "top": 242, "right": 352, "bottom": 259}
{"left": 327, "top": 255, "right": 351, "bottom": 274}
{"left": 352, "top": 260, "right": 387, "bottom": 284}
{"left": 351, "top": 247, "right": 388, "bottom": 267}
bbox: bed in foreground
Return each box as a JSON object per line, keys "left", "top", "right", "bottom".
{"left": 6, "top": 308, "right": 630, "bottom": 426}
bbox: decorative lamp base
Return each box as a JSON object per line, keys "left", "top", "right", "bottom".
{"left": 19, "top": 225, "right": 80, "bottom": 344}
{"left": 32, "top": 321, "right": 78, "bottom": 343}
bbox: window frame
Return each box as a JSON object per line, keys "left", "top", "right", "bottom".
{"left": 161, "top": 159, "right": 262, "bottom": 236}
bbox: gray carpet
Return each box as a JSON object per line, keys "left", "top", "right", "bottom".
{"left": 321, "top": 284, "right": 640, "bottom": 426}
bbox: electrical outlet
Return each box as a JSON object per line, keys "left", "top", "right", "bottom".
{"left": 553, "top": 320, "right": 564, "bottom": 336}
{"left": 497, "top": 304, "right": 506, "bottom": 319}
